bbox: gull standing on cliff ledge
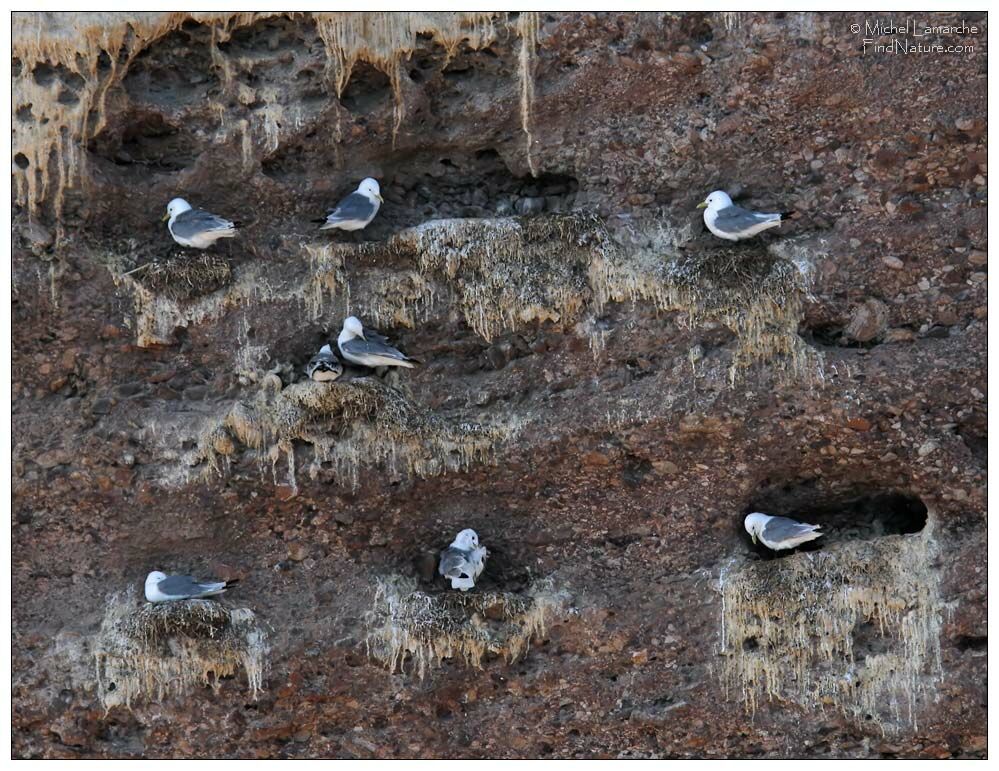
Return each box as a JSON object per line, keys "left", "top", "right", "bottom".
{"left": 163, "top": 198, "right": 238, "bottom": 249}
{"left": 318, "top": 178, "right": 383, "bottom": 232}
{"left": 744, "top": 512, "right": 823, "bottom": 551}
{"left": 337, "top": 316, "right": 418, "bottom": 370}
{"left": 697, "top": 191, "right": 784, "bottom": 241}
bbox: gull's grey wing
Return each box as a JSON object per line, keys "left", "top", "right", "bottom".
{"left": 763, "top": 516, "right": 819, "bottom": 542}
{"left": 363, "top": 328, "right": 392, "bottom": 345}
{"left": 326, "top": 192, "right": 376, "bottom": 224}
{"left": 439, "top": 547, "right": 473, "bottom": 578}
{"left": 172, "top": 209, "right": 235, "bottom": 239}
{"left": 713, "top": 204, "right": 779, "bottom": 233}
{"left": 158, "top": 574, "right": 223, "bottom": 597}
{"left": 340, "top": 336, "right": 411, "bottom": 362}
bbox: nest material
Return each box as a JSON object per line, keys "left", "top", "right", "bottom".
{"left": 195, "top": 377, "right": 509, "bottom": 490}
{"left": 591, "top": 236, "right": 820, "bottom": 382}
{"left": 364, "top": 575, "right": 564, "bottom": 679}
{"left": 132, "top": 254, "right": 233, "bottom": 301}
{"left": 718, "top": 532, "right": 945, "bottom": 732}
{"left": 329, "top": 215, "right": 819, "bottom": 381}
{"left": 328, "top": 214, "right": 607, "bottom": 341}
{"left": 93, "top": 594, "right": 268, "bottom": 710}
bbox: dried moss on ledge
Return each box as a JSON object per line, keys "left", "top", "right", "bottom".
{"left": 332, "top": 214, "right": 606, "bottom": 341}
{"left": 93, "top": 594, "right": 268, "bottom": 711}
{"left": 592, "top": 238, "right": 821, "bottom": 382}
{"left": 364, "top": 575, "right": 565, "bottom": 679}
{"left": 195, "top": 377, "right": 509, "bottom": 491}
{"left": 326, "top": 214, "right": 820, "bottom": 382}
{"left": 717, "top": 530, "right": 945, "bottom": 732}
{"left": 130, "top": 254, "right": 232, "bottom": 302}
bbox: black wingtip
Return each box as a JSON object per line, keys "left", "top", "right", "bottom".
{"left": 224, "top": 577, "right": 241, "bottom": 587}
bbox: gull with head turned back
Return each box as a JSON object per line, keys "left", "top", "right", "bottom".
{"left": 337, "top": 316, "right": 418, "bottom": 370}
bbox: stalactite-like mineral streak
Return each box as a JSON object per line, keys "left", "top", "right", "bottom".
{"left": 716, "top": 527, "right": 946, "bottom": 732}
{"left": 93, "top": 592, "right": 268, "bottom": 711}
{"left": 13, "top": 12, "right": 540, "bottom": 224}
{"left": 191, "top": 378, "right": 510, "bottom": 491}
{"left": 364, "top": 575, "right": 565, "bottom": 679}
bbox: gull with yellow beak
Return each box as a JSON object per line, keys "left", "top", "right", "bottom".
{"left": 162, "top": 198, "right": 238, "bottom": 249}
{"left": 697, "top": 190, "right": 783, "bottom": 241}
{"left": 744, "top": 512, "right": 823, "bottom": 551}
{"left": 319, "top": 178, "right": 384, "bottom": 232}
{"left": 337, "top": 316, "right": 418, "bottom": 369}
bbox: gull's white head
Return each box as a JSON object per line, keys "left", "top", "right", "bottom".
{"left": 164, "top": 198, "right": 192, "bottom": 221}
{"left": 744, "top": 512, "right": 769, "bottom": 544}
{"left": 453, "top": 528, "right": 480, "bottom": 549}
{"left": 145, "top": 571, "right": 166, "bottom": 592}
{"left": 342, "top": 316, "right": 365, "bottom": 340}
{"left": 358, "top": 178, "right": 383, "bottom": 203}
{"left": 697, "top": 190, "right": 733, "bottom": 212}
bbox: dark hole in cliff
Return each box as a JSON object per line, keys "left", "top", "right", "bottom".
{"left": 742, "top": 636, "right": 759, "bottom": 651}
{"left": 744, "top": 485, "right": 928, "bottom": 551}
{"left": 339, "top": 62, "right": 393, "bottom": 114}
{"left": 89, "top": 111, "right": 195, "bottom": 173}
{"left": 14, "top": 153, "right": 29, "bottom": 170}
{"left": 31, "top": 61, "right": 58, "bottom": 86}
{"left": 57, "top": 88, "right": 80, "bottom": 105}
{"left": 123, "top": 28, "right": 218, "bottom": 107}
{"left": 852, "top": 620, "right": 891, "bottom": 659}
{"left": 955, "top": 635, "right": 986, "bottom": 652}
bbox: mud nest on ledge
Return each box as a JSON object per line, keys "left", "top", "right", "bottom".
{"left": 717, "top": 532, "right": 944, "bottom": 732}
{"left": 364, "top": 575, "right": 565, "bottom": 680}
{"left": 195, "top": 376, "right": 509, "bottom": 491}
{"left": 93, "top": 594, "right": 268, "bottom": 711}
{"left": 132, "top": 254, "right": 233, "bottom": 301}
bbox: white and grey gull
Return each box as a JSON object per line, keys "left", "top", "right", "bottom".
{"left": 439, "top": 529, "right": 488, "bottom": 591}
{"left": 144, "top": 570, "right": 239, "bottom": 603}
{"left": 163, "top": 198, "right": 238, "bottom": 249}
{"left": 697, "top": 190, "right": 784, "bottom": 241}
{"left": 337, "top": 316, "right": 418, "bottom": 370}
{"left": 744, "top": 512, "right": 823, "bottom": 551}
{"left": 318, "top": 178, "right": 383, "bottom": 232}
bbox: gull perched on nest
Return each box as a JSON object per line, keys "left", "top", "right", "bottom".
{"left": 163, "top": 198, "right": 238, "bottom": 249}
{"left": 697, "top": 191, "right": 783, "bottom": 241}
{"left": 144, "top": 571, "right": 239, "bottom": 603}
{"left": 318, "top": 178, "right": 383, "bottom": 232}
{"left": 337, "top": 316, "right": 418, "bottom": 370}
{"left": 744, "top": 512, "right": 823, "bottom": 551}
{"left": 306, "top": 344, "right": 344, "bottom": 382}
{"left": 439, "top": 529, "right": 488, "bottom": 591}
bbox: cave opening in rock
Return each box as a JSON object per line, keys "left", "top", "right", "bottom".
{"left": 743, "top": 484, "right": 928, "bottom": 552}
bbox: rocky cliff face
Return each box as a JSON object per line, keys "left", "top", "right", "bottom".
{"left": 12, "top": 11, "right": 987, "bottom": 759}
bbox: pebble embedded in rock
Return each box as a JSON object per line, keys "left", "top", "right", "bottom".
{"left": 844, "top": 298, "right": 889, "bottom": 343}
